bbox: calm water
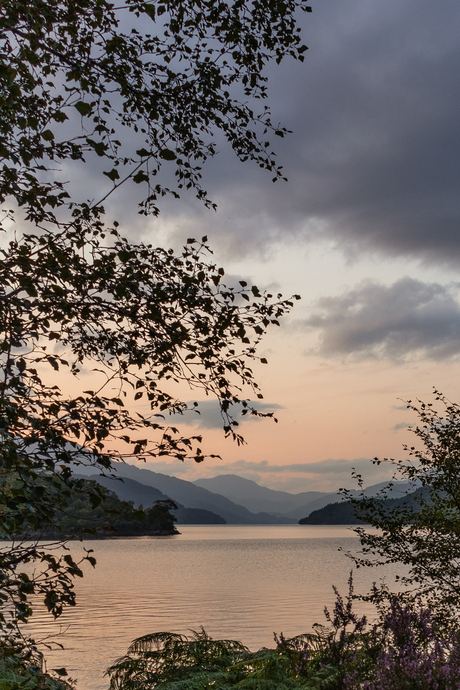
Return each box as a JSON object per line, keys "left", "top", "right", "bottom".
{"left": 26, "top": 525, "right": 399, "bottom": 690}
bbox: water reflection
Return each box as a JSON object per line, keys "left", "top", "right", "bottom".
{"left": 27, "top": 525, "right": 399, "bottom": 690}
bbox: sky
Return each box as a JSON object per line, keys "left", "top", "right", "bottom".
{"left": 48, "top": 0, "right": 460, "bottom": 492}
{"left": 113, "top": 0, "right": 460, "bottom": 494}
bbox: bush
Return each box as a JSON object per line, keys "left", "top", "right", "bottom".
{"left": 364, "top": 598, "right": 460, "bottom": 690}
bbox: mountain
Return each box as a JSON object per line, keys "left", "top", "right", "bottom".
{"left": 77, "top": 464, "right": 415, "bottom": 524}
{"left": 193, "top": 474, "right": 325, "bottom": 515}
{"left": 76, "top": 474, "right": 226, "bottom": 524}
{"left": 77, "top": 474, "right": 170, "bottom": 505}
{"left": 193, "top": 474, "right": 352, "bottom": 518}
{"left": 80, "top": 464, "right": 296, "bottom": 524}
{"left": 193, "top": 475, "right": 417, "bottom": 520}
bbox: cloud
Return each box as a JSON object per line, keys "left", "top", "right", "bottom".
{"left": 135, "top": 456, "right": 397, "bottom": 493}
{"left": 393, "top": 422, "right": 412, "bottom": 431}
{"left": 177, "top": 400, "right": 283, "bottom": 430}
{"left": 138, "top": 0, "right": 460, "bottom": 267}
{"left": 201, "top": 457, "right": 375, "bottom": 476}
{"left": 302, "top": 277, "right": 460, "bottom": 361}
{"left": 29, "top": 0, "right": 460, "bottom": 270}
{"left": 222, "top": 457, "right": 398, "bottom": 491}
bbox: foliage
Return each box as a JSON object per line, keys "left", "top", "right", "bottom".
{"left": 1, "top": 0, "right": 311, "bottom": 227}
{"left": 342, "top": 392, "right": 460, "bottom": 628}
{"left": 0, "top": 226, "right": 298, "bottom": 638}
{"left": 0, "top": 638, "right": 71, "bottom": 690}
{"left": 1, "top": 0, "right": 307, "bottom": 675}
{"left": 363, "top": 598, "right": 460, "bottom": 690}
{"left": 107, "top": 576, "right": 460, "bottom": 690}
{"left": 106, "top": 629, "right": 251, "bottom": 690}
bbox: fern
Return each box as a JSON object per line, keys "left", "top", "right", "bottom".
{"left": 107, "top": 629, "right": 331, "bottom": 690}
{"left": 106, "top": 576, "right": 378, "bottom": 690}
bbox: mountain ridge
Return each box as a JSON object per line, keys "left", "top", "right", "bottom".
{"left": 75, "top": 474, "right": 226, "bottom": 524}
{"left": 193, "top": 474, "right": 415, "bottom": 519}
{"left": 80, "top": 464, "right": 296, "bottom": 524}
{"left": 77, "top": 464, "right": 413, "bottom": 524}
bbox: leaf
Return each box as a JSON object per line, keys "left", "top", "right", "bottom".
{"left": 52, "top": 111, "right": 68, "bottom": 123}
{"left": 74, "top": 101, "right": 93, "bottom": 116}
{"left": 133, "top": 170, "right": 149, "bottom": 184}
{"left": 143, "top": 3, "right": 156, "bottom": 19}
{"left": 159, "top": 149, "right": 176, "bottom": 161}
{"left": 88, "top": 139, "right": 108, "bottom": 156}
{"left": 51, "top": 668, "right": 68, "bottom": 676}
{"left": 103, "top": 168, "right": 120, "bottom": 181}
{"left": 117, "top": 250, "right": 131, "bottom": 262}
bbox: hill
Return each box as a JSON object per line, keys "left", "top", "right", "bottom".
{"left": 42, "top": 479, "right": 179, "bottom": 537}
{"left": 194, "top": 475, "right": 325, "bottom": 515}
{"left": 77, "top": 464, "right": 415, "bottom": 524}
{"left": 77, "top": 474, "right": 226, "bottom": 524}
{"left": 299, "top": 501, "right": 363, "bottom": 525}
{"left": 299, "top": 487, "right": 428, "bottom": 525}
{"left": 192, "top": 475, "right": 414, "bottom": 520}
{"left": 80, "top": 464, "right": 296, "bottom": 524}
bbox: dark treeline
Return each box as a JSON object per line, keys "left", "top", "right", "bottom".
{"left": 299, "top": 487, "right": 428, "bottom": 524}
{"left": 40, "top": 479, "right": 179, "bottom": 538}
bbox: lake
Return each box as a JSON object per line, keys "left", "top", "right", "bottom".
{"left": 27, "top": 525, "right": 400, "bottom": 689}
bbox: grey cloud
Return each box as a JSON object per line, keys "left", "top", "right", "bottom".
{"left": 135, "top": 457, "right": 396, "bottom": 492}
{"left": 147, "top": 0, "right": 460, "bottom": 265}
{"left": 177, "top": 400, "right": 283, "bottom": 430}
{"left": 31, "top": 0, "right": 460, "bottom": 268}
{"left": 393, "top": 422, "right": 412, "bottom": 431}
{"left": 198, "top": 457, "right": 372, "bottom": 476}
{"left": 303, "top": 277, "right": 460, "bottom": 361}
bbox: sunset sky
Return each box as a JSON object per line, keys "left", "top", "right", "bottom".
{"left": 83, "top": 0, "right": 460, "bottom": 492}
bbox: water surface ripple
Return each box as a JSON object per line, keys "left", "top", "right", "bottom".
{"left": 27, "top": 525, "right": 398, "bottom": 690}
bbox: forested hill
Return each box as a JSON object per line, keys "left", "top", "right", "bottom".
{"left": 40, "top": 479, "right": 180, "bottom": 538}
{"left": 299, "top": 488, "right": 428, "bottom": 524}
{"left": 299, "top": 501, "right": 362, "bottom": 525}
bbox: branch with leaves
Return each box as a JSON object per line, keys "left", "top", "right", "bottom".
{"left": 342, "top": 392, "right": 460, "bottom": 629}
{"left": 1, "top": 0, "right": 308, "bottom": 676}
{"left": 1, "top": 0, "right": 311, "bottom": 225}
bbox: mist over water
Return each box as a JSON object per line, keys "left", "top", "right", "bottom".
{"left": 28, "top": 525, "right": 400, "bottom": 690}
